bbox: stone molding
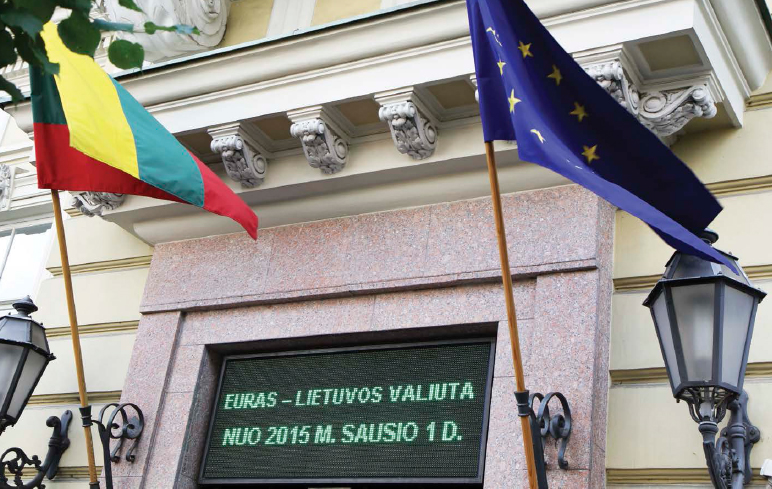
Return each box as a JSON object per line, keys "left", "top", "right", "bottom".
{"left": 613, "top": 263, "right": 772, "bottom": 293}
{"left": 71, "top": 192, "right": 126, "bottom": 217}
{"left": 582, "top": 58, "right": 717, "bottom": 143}
{"left": 48, "top": 256, "right": 153, "bottom": 276}
{"left": 208, "top": 123, "right": 268, "bottom": 188}
{"left": 0, "top": 164, "right": 12, "bottom": 210}
{"left": 288, "top": 106, "right": 350, "bottom": 175}
{"left": 104, "top": 0, "right": 229, "bottom": 62}
{"left": 45, "top": 320, "right": 140, "bottom": 339}
{"left": 376, "top": 87, "right": 439, "bottom": 160}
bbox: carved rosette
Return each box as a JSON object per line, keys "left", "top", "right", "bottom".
{"left": 71, "top": 192, "right": 126, "bottom": 217}
{"left": 583, "top": 60, "right": 717, "bottom": 141}
{"left": 289, "top": 118, "right": 349, "bottom": 175}
{"left": 209, "top": 124, "right": 267, "bottom": 188}
{"left": 0, "top": 164, "right": 11, "bottom": 210}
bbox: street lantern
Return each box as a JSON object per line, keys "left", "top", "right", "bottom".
{"left": 0, "top": 296, "right": 54, "bottom": 434}
{"left": 644, "top": 230, "right": 766, "bottom": 488}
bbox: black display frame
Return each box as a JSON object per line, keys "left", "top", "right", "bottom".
{"left": 199, "top": 336, "right": 497, "bottom": 486}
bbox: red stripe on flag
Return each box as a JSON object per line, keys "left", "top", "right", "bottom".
{"left": 192, "top": 154, "right": 258, "bottom": 239}
{"left": 35, "top": 123, "right": 182, "bottom": 202}
{"left": 35, "top": 123, "right": 259, "bottom": 239}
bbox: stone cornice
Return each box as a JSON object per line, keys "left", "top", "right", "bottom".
{"left": 27, "top": 390, "right": 122, "bottom": 406}
{"left": 606, "top": 468, "right": 765, "bottom": 485}
{"left": 47, "top": 256, "right": 153, "bottom": 276}
{"left": 614, "top": 264, "right": 772, "bottom": 292}
{"left": 747, "top": 92, "right": 772, "bottom": 110}
{"left": 45, "top": 321, "right": 140, "bottom": 338}
{"left": 19, "top": 466, "right": 104, "bottom": 479}
{"left": 610, "top": 362, "right": 772, "bottom": 385}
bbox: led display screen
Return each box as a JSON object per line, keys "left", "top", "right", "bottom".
{"left": 200, "top": 339, "right": 495, "bottom": 485}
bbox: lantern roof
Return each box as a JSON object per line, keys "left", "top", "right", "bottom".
{"left": 644, "top": 230, "right": 767, "bottom": 307}
{"left": 0, "top": 296, "right": 53, "bottom": 359}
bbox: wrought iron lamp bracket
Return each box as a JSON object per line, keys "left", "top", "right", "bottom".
{"left": 0, "top": 410, "right": 72, "bottom": 489}
{"left": 87, "top": 403, "right": 144, "bottom": 489}
{"left": 697, "top": 391, "right": 760, "bottom": 488}
{"left": 515, "top": 390, "right": 573, "bottom": 489}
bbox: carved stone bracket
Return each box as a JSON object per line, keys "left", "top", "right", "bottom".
{"left": 582, "top": 59, "right": 717, "bottom": 142}
{"left": 288, "top": 106, "right": 350, "bottom": 175}
{"left": 0, "top": 164, "right": 12, "bottom": 211}
{"left": 375, "top": 88, "right": 439, "bottom": 160}
{"left": 71, "top": 192, "right": 126, "bottom": 217}
{"left": 208, "top": 123, "right": 268, "bottom": 188}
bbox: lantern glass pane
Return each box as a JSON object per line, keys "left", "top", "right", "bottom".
{"left": 0, "top": 343, "right": 24, "bottom": 415}
{"left": 0, "top": 319, "right": 29, "bottom": 343}
{"left": 6, "top": 350, "right": 46, "bottom": 420}
{"left": 30, "top": 323, "right": 48, "bottom": 353}
{"left": 672, "top": 283, "right": 715, "bottom": 382}
{"left": 672, "top": 254, "right": 715, "bottom": 279}
{"left": 721, "top": 285, "right": 754, "bottom": 388}
{"left": 720, "top": 259, "right": 749, "bottom": 285}
{"left": 652, "top": 291, "right": 680, "bottom": 388}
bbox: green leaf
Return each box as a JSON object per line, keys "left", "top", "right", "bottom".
{"left": 0, "top": 75, "right": 24, "bottom": 102}
{"left": 0, "top": 29, "right": 17, "bottom": 66}
{"left": 107, "top": 39, "right": 143, "bottom": 69}
{"left": 14, "top": 31, "right": 59, "bottom": 74}
{"left": 144, "top": 21, "right": 199, "bottom": 36}
{"left": 12, "top": 0, "right": 56, "bottom": 22}
{"left": 118, "top": 0, "right": 143, "bottom": 12}
{"left": 57, "top": 11, "right": 101, "bottom": 56}
{"left": 0, "top": 8, "right": 43, "bottom": 37}
{"left": 56, "top": 0, "right": 93, "bottom": 14}
{"left": 92, "top": 19, "right": 135, "bottom": 32}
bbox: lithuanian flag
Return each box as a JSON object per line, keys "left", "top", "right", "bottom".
{"left": 31, "top": 23, "right": 258, "bottom": 239}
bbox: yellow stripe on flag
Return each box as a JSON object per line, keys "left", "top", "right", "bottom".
{"left": 40, "top": 23, "right": 139, "bottom": 178}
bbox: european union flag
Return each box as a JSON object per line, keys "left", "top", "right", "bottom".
{"left": 467, "top": 0, "right": 731, "bottom": 267}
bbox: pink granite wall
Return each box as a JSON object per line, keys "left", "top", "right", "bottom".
{"left": 114, "top": 185, "right": 614, "bottom": 488}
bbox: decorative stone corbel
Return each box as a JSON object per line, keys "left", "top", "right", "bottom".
{"left": 288, "top": 106, "right": 350, "bottom": 175}
{"left": 0, "top": 164, "right": 12, "bottom": 211}
{"left": 375, "top": 87, "right": 439, "bottom": 160}
{"left": 71, "top": 192, "right": 126, "bottom": 217}
{"left": 582, "top": 60, "right": 717, "bottom": 142}
{"left": 208, "top": 123, "right": 268, "bottom": 188}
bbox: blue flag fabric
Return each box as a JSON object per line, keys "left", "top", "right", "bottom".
{"left": 467, "top": 0, "right": 732, "bottom": 267}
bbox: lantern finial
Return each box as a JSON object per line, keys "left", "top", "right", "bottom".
{"left": 12, "top": 296, "right": 37, "bottom": 317}
{"left": 700, "top": 228, "right": 718, "bottom": 245}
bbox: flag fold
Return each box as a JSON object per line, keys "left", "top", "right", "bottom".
{"left": 31, "top": 23, "right": 257, "bottom": 239}
{"left": 467, "top": 0, "right": 730, "bottom": 267}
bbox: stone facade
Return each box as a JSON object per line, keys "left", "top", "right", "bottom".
{"left": 112, "top": 185, "right": 614, "bottom": 488}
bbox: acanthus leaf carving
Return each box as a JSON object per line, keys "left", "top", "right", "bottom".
{"left": 104, "top": 0, "right": 230, "bottom": 62}
{"left": 0, "top": 164, "right": 12, "bottom": 211}
{"left": 208, "top": 123, "right": 267, "bottom": 188}
{"left": 376, "top": 89, "right": 438, "bottom": 160}
{"left": 71, "top": 192, "right": 126, "bottom": 217}
{"left": 288, "top": 107, "right": 349, "bottom": 175}
{"left": 582, "top": 59, "right": 717, "bottom": 142}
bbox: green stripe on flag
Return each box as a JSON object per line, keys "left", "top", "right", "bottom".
{"left": 110, "top": 79, "right": 204, "bottom": 207}
{"left": 30, "top": 67, "right": 67, "bottom": 125}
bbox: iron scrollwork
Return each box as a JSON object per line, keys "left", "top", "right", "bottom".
{"left": 94, "top": 403, "right": 144, "bottom": 489}
{"left": 515, "top": 390, "right": 573, "bottom": 489}
{"left": 697, "top": 391, "right": 760, "bottom": 488}
{"left": 0, "top": 411, "right": 72, "bottom": 489}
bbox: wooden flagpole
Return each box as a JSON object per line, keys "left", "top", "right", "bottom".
{"left": 50, "top": 190, "right": 100, "bottom": 487}
{"left": 484, "top": 142, "right": 539, "bottom": 489}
